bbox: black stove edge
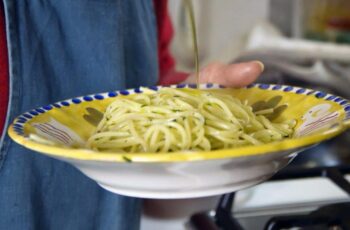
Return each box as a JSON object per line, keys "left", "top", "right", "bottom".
{"left": 189, "top": 166, "right": 350, "bottom": 230}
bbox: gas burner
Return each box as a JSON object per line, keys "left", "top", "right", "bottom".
{"left": 265, "top": 202, "right": 350, "bottom": 230}
{"left": 189, "top": 167, "right": 350, "bottom": 230}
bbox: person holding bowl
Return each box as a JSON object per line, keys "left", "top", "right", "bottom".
{"left": 0, "top": 1, "right": 263, "bottom": 229}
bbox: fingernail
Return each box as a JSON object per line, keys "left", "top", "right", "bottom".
{"left": 254, "top": 61, "right": 265, "bottom": 72}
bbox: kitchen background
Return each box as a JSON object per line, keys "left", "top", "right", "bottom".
{"left": 142, "top": 0, "right": 350, "bottom": 229}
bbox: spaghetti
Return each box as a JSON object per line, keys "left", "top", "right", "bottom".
{"left": 87, "top": 88, "right": 295, "bottom": 153}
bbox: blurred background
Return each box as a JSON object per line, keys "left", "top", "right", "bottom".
{"left": 169, "top": 0, "right": 350, "bottom": 69}
{"left": 142, "top": 1, "right": 350, "bottom": 229}
{"left": 167, "top": 0, "right": 350, "bottom": 172}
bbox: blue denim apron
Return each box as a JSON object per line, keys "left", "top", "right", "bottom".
{"left": 0, "top": 1, "right": 158, "bottom": 229}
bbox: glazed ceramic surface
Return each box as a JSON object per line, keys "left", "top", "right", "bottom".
{"left": 8, "top": 84, "right": 350, "bottom": 198}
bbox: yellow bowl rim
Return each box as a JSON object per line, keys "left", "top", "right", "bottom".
{"left": 7, "top": 83, "right": 350, "bottom": 163}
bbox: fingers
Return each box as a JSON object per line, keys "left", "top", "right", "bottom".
{"left": 199, "top": 61, "right": 264, "bottom": 88}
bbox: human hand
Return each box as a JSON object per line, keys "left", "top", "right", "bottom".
{"left": 183, "top": 61, "right": 264, "bottom": 88}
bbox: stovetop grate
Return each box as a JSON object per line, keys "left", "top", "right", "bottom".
{"left": 189, "top": 166, "right": 350, "bottom": 230}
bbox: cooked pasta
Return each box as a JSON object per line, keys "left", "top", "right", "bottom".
{"left": 87, "top": 88, "right": 295, "bottom": 153}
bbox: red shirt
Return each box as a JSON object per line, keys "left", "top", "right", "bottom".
{"left": 0, "top": 2, "right": 9, "bottom": 135}
{"left": 0, "top": 1, "right": 187, "bottom": 134}
{"left": 153, "top": 0, "right": 189, "bottom": 85}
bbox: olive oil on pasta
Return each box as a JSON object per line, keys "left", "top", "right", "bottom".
{"left": 184, "top": 0, "right": 200, "bottom": 87}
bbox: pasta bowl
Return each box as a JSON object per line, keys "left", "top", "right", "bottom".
{"left": 8, "top": 83, "right": 350, "bottom": 199}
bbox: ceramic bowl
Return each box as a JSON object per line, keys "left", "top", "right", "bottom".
{"left": 8, "top": 83, "right": 350, "bottom": 198}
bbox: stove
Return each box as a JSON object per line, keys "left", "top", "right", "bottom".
{"left": 188, "top": 152, "right": 350, "bottom": 230}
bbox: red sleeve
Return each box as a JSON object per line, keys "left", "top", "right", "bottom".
{"left": 0, "top": 2, "right": 9, "bottom": 134}
{"left": 153, "top": 0, "right": 189, "bottom": 85}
